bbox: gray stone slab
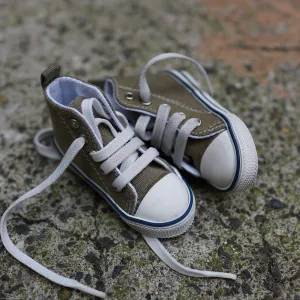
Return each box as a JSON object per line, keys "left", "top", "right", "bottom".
{"left": 0, "top": 1, "right": 300, "bottom": 299}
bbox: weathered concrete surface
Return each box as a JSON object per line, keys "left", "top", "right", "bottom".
{"left": 0, "top": 1, "right": 300, "bottom": 299}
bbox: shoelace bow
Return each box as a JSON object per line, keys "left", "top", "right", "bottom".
{"left": 135, "top": 53, "right": 214, "bottom": 168}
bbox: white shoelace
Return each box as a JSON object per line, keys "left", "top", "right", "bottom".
{"left": 135, "top": 53, "right": 214, "bottom": 168}
{"left": 135, "top": 104, "right": 201, "bottom": 168}
{"left": 1, "top": 96, "right": 236, "bottom": 298}
{"left": 82, "top": 98, "right": 159, "bottom": 191}
{"left": 0, "top": 98, "right": 159, "bottom": 298}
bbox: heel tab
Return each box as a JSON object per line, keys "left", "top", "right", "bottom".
{"left": 41, "top": 64, "right": 61, "bottom": 89}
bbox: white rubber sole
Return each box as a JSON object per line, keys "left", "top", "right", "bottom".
{"left": 52, "top": 139, "right": 195, "bottom": 239}
{"left": 74, "top": 163, "right": 195, "bottom": 238}
{"left": 123, "top": 196, "right": 195, "bottom": 238}
{"left": 225, "top": 113, "right": 258, "bottom": 192}
{"left": 203, "top": 94, "right": 258, "bottom": 192}
{"left": 166, "top": 70, "right": 258, "bottom": 192}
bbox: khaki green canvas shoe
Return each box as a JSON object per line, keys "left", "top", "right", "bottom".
{"left": 0, "top": 65, "right": 236, "bottom": 298}
{"left": 92, "top": 53, "right": 258, "bottom": 192}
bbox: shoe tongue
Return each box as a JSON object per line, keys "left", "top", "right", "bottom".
{"left": 68, "top": 96, "right": 86, "bottom": 113}
{"left": 69, "top": 96, "right": 115, "bottom": 145}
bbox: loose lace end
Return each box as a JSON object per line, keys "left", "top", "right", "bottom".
{"left": 72, "top": 281, "right": 106, "bottom": 298}
{"left": 144, "top": 236, "right": 237, "bottom": 281}
{"left": 34, "top": 128, "right": 61, "bottom": 160}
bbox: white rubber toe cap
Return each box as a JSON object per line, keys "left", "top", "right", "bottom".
{"left": 200, "top": 130, "right": 236, "bottom": 190}
{"left": 135, "top": 173, "right": 189, "bottom": 223}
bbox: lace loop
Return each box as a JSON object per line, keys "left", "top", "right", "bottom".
{"left": 139, "top": 53, "right": 213, "bottom": 104}
{"left": 100, "top": 137, "right": 145, "bottom": 175}
{"left": 173, "top": 118, "right": 201, "bottom": 167}
{"left": 135, "top": 115, "right": 152, "bottom": 141}
{"left": 34, "top": 128, "right": 61, "bottom": 160}
{"left": 151, "top": 104, "right": 171, "bottom": 149}
{"left": 90, "top": 126, "right": 135, "bottom": 163}
{"left": 135, "top": 104, "right": 201, "bottom": 168}
{"left": 161, "top": 112, "right": 186, "bottom": 156}
{"left": 135, "top": 53, "right": 214, "bottom": 168}
{"left": 112, "top": 147, "right": 159, "bottom": 191}
{"left": 81, "top": 98, "right": 110, "bottom": 146}
{"left": 82, "top": 98, "right": 158, "bottom": 190}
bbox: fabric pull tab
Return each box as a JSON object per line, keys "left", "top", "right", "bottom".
{"left": 41, "top": 64, "right": 61, "bottom": 89}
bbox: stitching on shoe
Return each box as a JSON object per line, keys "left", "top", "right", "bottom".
{"left": 118, "top": 85, "right": 208, "bottom": 114}
{"left": 59, "top": 109, "right": 132, "bottom": 212}
{"left": 113, "top": 81, "right": 224, "bottom": 135}
{"left": 114, "top": 79, "right": 223, "bottom": 135}
{"left": 117, "top": 84, "right": 209, "bottom": 113}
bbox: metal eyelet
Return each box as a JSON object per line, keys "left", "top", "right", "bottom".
{"left": 81, "top": 134, "right": 88, "bottom": 145}
{"left": 70, "top": 119, "right": 79, "bottom": 129}
{"left": 195, "top": 119, "right": 202, "bottom": 126}
{"left": 138, "top": 94, "right": 151, "bottom": 105}
{"left": 125, "top": 92, "right": 134, "bottom": 100}
{"left": 113, "top": 186, "right": 120, "bottom": 192}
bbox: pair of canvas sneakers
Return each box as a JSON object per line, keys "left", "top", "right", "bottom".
{"left": 1, "top": 53, "right": 258, "bottom": 298}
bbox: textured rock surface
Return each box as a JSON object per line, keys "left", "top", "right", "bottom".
{"left": 0, "top": 1, "right": 300, "bottom": 299}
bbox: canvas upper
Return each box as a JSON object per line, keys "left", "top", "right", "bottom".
{"left": 93, "top": 72, "right": 237, "bottom": 190}
{"left": 0, "top": 62, "right": 237, "bottom": 300}
{"left": 40, "top": 66, "right": 193, "bottom": 224}
{"left": 90, "top": 53, "right": 258, "bottom": 191}
{"left": 103, "top": 72, "right": 225, "bottom": 163}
